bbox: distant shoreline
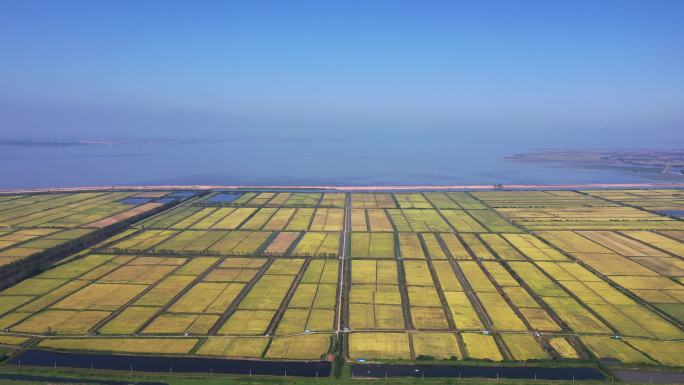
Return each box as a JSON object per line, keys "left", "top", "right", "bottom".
{"left": 507, "top": 148, "right": 684, "bottom": 181}
{"left": 2, "top": 182, "right": 684, "bottom": 194}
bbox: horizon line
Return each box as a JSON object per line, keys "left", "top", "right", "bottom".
{"left": 2, "top": 182, "right": 684, "bottom": 194}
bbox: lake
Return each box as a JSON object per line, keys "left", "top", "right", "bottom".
{"left": 0, "top": 138, "right": 664, "bottom": 189}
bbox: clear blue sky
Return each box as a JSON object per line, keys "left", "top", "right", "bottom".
{"left": 1, "top": 0, "right": 683, "bottom": 145}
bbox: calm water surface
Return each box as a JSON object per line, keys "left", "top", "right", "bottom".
{"left": 0, "top": 138, "right": 657, "bottom": 189}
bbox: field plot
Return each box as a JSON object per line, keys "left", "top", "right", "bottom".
{"left": 351, "top": 233, "right": 394, "bottom": 259}
{"left": 146, "top": 207, "right": 254, "bottom": 230}
{"left": 482, "top": 261, "right": 560, "bottom": 331}
{"left": 319, "top": 193, "right": 346, "bottom": 208}
{"left": 343, "top": 189, "right": 684, "bottom": 366}
{"left": 497, "top": 207, "right": 683, "bottom": 231}
{"left": 218, "top": 259, "right": 304, "bottom": 335}
{"left": 394, "top": 193, "right": 433, "bottom": 209}
{"left": 445, "top": 192, "right": 487, "bottom": 209}
{"left": 623, "top": 339, "right": 684, "bottom": 367}
{"left": 440, "top": 210, "right": 487, "bottom": 232}
{"left": 107, "top": 229, "right": 272, "bottom": 256}
{"left": 0, "top": 191, "right": 181, "bottom": 273}
{"left": 39, "top": 338, "right": 198, "bottom": 355}
{"left": 283, "top": 193, "right": 322, "bottom": 207}
{"left": 0, "top": 245, "right": 338, "bottom": 359}
{"left": 350, "top": 209, "right": 394, "bottom": 231}
{"left": 0, "top": 192, "right": 144, "bottom": 229}
{"left": 403, "top": 259, "right": 449, "bottom": 329}
{"left": 466, "top": 210, "right": 521, "bottom": 233}
{"left": 260, "top": 208, "right": 296, "bottom": 230}
{"left": 284, "top": 208, "right": 315, "bottom": 231}
{"left": 397, "top": 233, "right": 425, "bottom": 259}
{"left": 147, "top": 205, "right": 333, "bottom": 232}
{"left": 349, "top": 260, "right": 404, "bottom": 330}
{"left": 421, "top": 233, "right": 447, "bottom": 259}
{"left": 197, "top": 336, "right": 268, "bottom": 358}
{"left": 459, "top": 234, "right": 495, "bottom": 260}
{"left": 387, "top": 209, "right": 451, "bottom": 232}
{"left": 501, "top": 334, "right": 549, "bottom": 360}
{"left": 439, "top": 233, "right": 471, "bottom": 260}
{"left": 472, "top": 190, "right": 611, "bottom": 208}
{"left": 276, "top": 259, "right": 338, "bottom": 334}
{"left": 3, "top": 188, "right": 684, "bottom": 369}
{"left": 658, "top": 230, "right": 684, "bottom": 242}
{"left": 472, "top": 190, "right": 684, "bottom": 230}
{"left": 195, "top": 192, "right": 294, "bottom": 207}
{"left": 351, "top": 193, "right": 396, "bottom": 209}
{"left": 348, "top": 332, "right": 411, "bottom": 359}
{"left": 583, "top": 189, "right": 684, "bottom": 212}
{"left": 461, "top": 333, "right": 503, "bottom": 361}
{"left": 506, "top": 261, "right": 611, "bottom": 334}
{"left": 479, "top": 234, "right": 526, "bottom": 260}
{"left": 109, "top": 199, "right": 343, "bottom": 259}
{"left": 423, "top": 193, "right": 462, "bottom": 209}
{"left": 622, "top": 231, "right": 684, "bottom": 256}
{"left": 548, "top": 337, "right": 580, "bottom": 359}
{"left": 536, "top": 260, "right": 682, "bottom": 339}
{"left": 142, "top": 206, "right": 204, "bottom": 229}
{"left": 538, "top": 230, "right": 684, "bottom": 328}
{"left": 458, "top": 261, "right": 528, "bottom": 331}
{"left": 412, "top": 332, "right": 461, "bottom": 359}
{"left": 580, "top": 336, "right": 654, "bottom": 364}
{"left": 503, "top": 233, "right": 568, "bottom": 261}
{"left": 266, "top": 334, "right": 333, "bottom": 359}
{"left": 433, "top": 261, "right": 482, "bottom": 329}
{"left": 263, "top": 232, "right": 300, "bottom": 255}
{"left": 309, "top": 208, "right": 344, "bottom": 231}
{"left": 291, "top": 232, "right": 340, "bottom": 257}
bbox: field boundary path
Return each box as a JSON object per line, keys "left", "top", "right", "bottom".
{"left": 336, "top": 193, "right": 350, "bottom": 334}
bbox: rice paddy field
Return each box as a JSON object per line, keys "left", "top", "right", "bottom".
{"left": 1, "top": 188, "right": 684, "bottom": 372}
{"left": 0, "top": 191, "right": 182, "bottom": 271}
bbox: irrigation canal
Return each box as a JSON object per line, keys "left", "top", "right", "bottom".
{"left": 351, "top": 363, "right": 605, "bottom": 380}
{"left": 7, "top": 349, "right": 332, "bottom": 377}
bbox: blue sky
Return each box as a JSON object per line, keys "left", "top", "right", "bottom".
{"left": 1, "top": 0, "right": 683, "bottom": 145}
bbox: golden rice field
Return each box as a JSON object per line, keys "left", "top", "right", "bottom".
{"left": 1, "top": 188, "right": 684, "bottom": 368}
{"left": 0, "top": 191, "right": 179, "bottom": 269}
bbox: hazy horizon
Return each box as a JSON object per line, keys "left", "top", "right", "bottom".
{"left": 2, "top": 0, "right": 683, "bottom": 146}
